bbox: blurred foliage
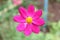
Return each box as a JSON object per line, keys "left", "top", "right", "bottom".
{"left": 0, "top": 0, "right": 60, "bottom": 40}
{"left": 49, "top": 0, "right": 60, "bottom": 3}
{"left": 48, "top": 21, "right": 60, "bottom": 34}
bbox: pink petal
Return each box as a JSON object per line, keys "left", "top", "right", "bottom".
{"left": 16, "top": 23, "right": 27, "bottom": 32}
{"left": 28, "top": 4, "right": 35, "bottom": 13}
{"left": 13, "top": 0, "right": 22, "bottom": 5}
{"left": 33, "top": 10, "right": 42, "bottom": 19}
{"left": 32, "top": 24, "right": 40, "bottom": 34}
{"left": 13, "top": 15, "right": 25, "bottom": 23}
{"left": 18, "top": 7, "right": 28, "bottom": 18}
{"left": 24, "top": 24, "right": 32, "bottom": 36}
{"left": 33, "top": 18, "right": 45, "bottom": 26}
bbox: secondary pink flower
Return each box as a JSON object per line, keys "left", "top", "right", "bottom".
{"left": 12, "top": 0, "right": 22, "bottom": 6}
{"left": 13, "top": 4, "right": 45, "bottom": 36}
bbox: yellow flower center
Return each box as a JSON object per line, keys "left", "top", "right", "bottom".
{"left": 26, "top": 17, "right": 32, "bottom": 24}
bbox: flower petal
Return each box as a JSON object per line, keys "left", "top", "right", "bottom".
{"left": 32, "top": 24, "right": 40, "bottom": 34}
{"left": 33, "top": 18, "right": 45, "bottom": 26}
{"left": 16, "top": 23, "right": 27, "bottom": 32}
{"left": 28, "top": 4, "right": 35, "bottom": 13}
{"left": 33, "top": 10, "right": 42, "bottom": 19}
{"left": 24, "top": 24, "right": 32, "bottom": 36}
{"left": 13, "top": 15, "right": 25, "bottom": 23}
{"left": 18, "top": 7, "right": 28, "bottom": 18}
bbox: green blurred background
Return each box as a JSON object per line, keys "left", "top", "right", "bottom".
{"left": 0, "top": 0, "right": 60, "bottom": 40}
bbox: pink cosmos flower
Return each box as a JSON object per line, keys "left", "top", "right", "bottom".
{"left": 12, "top": 0, "right": 22, "bottom": 6}
{"left": 13, "top": 4, "right": 45, "bottom": 36}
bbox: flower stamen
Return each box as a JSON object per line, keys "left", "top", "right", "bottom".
{"left": 26, "top": 17, "right": 32, "bottom": 24}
